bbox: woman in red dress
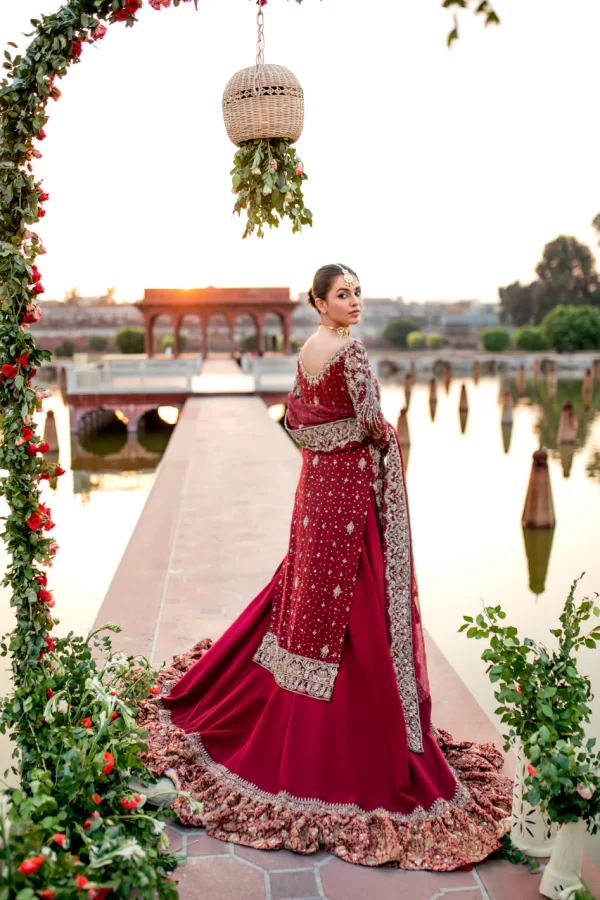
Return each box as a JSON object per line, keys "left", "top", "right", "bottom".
{"left": 137, "top": 263, "right": 512, "bottom": 869}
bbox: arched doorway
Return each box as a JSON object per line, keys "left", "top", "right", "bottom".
{"left": 205, "top": 313, "right": 234, "bottom": 355}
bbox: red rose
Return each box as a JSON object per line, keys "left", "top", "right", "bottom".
{"left": 51, "top": 832, "right": 66, "bottom": 845}
{"left": 46, "top": 687, "right": 54, "bottom": 698}
{"left": 83, "top": 818, "right": 93, "bottom": 829}
{"left": 17, "top": 354, "right": 30, "bottom": 366}
{"left": 75, "top": 875, "right": 89, "bottom": 889}
{"left": 81, "top": 717, "right": 92, "bottom": 728}
{"left": 120, "top": 793, "right": 142, "bottom": 810}
{"left": 51, "top": 87, "right": 61, "bottom": 100}
{"left": 39, "top": 472, "right": 51, "bottom": 481}
{"left": 35, "top": 573, "right": 47, "bottom": 586}
{"left": 38, "top": 891, "right": 55, "bottom": 899}
{"left": 33, "top": 283, "right": 44, "bottom": 294}
{"left": 527, "top": 764, "right": 537, "bottom": 776}
{"left": 56, "top": 466, "right": 66, "bottom": 476}
{"left": 94, "top": 23, "right": 108, "bottom": 40}
{"left": 38, "top": 589, "right": 52, "bottom": 603}
{"left": 19, "top": 856, "right": 45, "bottom": 875}
{"left": 43, "top": 520, "right": 55, "bottom": 531}
{"left": 21, "top": 426, "right": 33, "bottom": 440}
{"left": 71, "top": 40, "right": 83, "bottom": 58}
{"left": 110, "top": 711, "right": 118, "bottom": 722}
{"left": 37, "top": 195, "right": 49, "bottom": 205}
{"left": 37, "top": 128, "right": 47, "bottom": 140}
{"left": 27, "top": 512, "right": 42, "bottom": 530}
{"left": 102, "top": 751, "right": 115, "bottom": 775}
{"left": 92, "top": 793, "right": 102, "bottom": 804}
{"left": 149, "top": 684, "right": 161, "bottom": 696}
{"left": 27, "top": 444, "right": 39, "bottom": 456}
{"left": 1, "top": 364, "right": 17, "bottom": 378}
{"left": 38, "top": 441, "right": 50, "bottom": 453}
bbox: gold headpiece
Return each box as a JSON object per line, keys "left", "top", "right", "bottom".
{"left": 333, "top": 264, "right": 354, "bottom": 286}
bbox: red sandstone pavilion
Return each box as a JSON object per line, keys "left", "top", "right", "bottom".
{"left": 136, "top": 286, "right": 295, "bottom": 357}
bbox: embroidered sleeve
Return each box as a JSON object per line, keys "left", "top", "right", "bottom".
{"left": 344, "top": 341, "right": 390, "bottom": 446}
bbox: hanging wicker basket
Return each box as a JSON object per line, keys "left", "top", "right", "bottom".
{"left": 222, "top": 64, "right": 304, "bottom": 147}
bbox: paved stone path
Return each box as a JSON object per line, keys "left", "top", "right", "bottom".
{"left": 94, "top": 396, "right": 600, "bottom": 899}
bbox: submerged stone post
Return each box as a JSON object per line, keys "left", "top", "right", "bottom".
{"left": 472, "top": 360, "right": 480, "bottom": 383}
{"left": 404, "top": 372, "right": 412, "bottom": 408}
{"left": 532, "top": 358, "right": 540, "bottom": 382}
{"left": 546, "top": 363, "right": 556, "bottom": 401}
{"left": 522, "top": 447, "right": 556, "bottom": 529}
{"left": 557, "top": 401, "right": 577, "bottom": 444}
{"left": 396, "top": 407, "right": 410, "bottom": 447}
{"left": 443, "top": 362, "right": 452, "bottom": 392}
{"left": 429, "top": 377, "right": 437, "bottom": 404}
{"left": 501, "top": 389, "right": 513, "bottom": 426}
{"left": 409, "top": 360, "right": 416, "bottom": 380}
{"left": 583, "top": 369, "right": 593, "bottom": 410}
{"left": 459, "top": 384, "right": 468, "bottom": 413}
{"left": 517, "top": 364, "right": 526, "bottom": 396}
{"left": 43, "top": 410, "right": 59, "bottom": 453}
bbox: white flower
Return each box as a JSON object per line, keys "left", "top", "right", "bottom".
{"left": 57, "top": 699, "right": 68, "bottom": 715}
{"left": 151, "top": 818, "right": 166, "bottom": 835}
{"left": 113, "top": 839, "right": 146, "bottom": 861}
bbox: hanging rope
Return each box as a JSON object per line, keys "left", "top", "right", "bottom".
{"left": 252, "top": 2, "right": 266, "bottom": 97}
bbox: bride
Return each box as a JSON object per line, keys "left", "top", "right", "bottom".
{"left": 137, "top": 263, "right": 511, "bottom": 869}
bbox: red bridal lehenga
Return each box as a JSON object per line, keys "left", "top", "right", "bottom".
{"left": 136, "top": 339, "right": 512, "bottom": 869}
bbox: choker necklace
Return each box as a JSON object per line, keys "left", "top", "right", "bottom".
{"left": 319, "top": 323, "right": 351, "bottom": 338}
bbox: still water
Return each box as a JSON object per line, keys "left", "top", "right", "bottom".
{"left": 378, "top": 375, "right": 600, "bottom": 740}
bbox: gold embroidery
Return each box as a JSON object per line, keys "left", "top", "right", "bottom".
{"left": 344, "top": 341, "right": 390, "bottom": 446}
{"left": 312, "top": 455, "right": 319, "bottom": 466}
{"left": 346, "top": 522, "right": 355, "bottom": 534}
{"left": 298, "top": 341, "right": 354, "bottom": 386}
{"left": 358, "top": 457, "right": 367, "bottom": 470}
{"left": 253, "top": 632, "right": 337, "bottom": 700}
{"left": 333, "top": 585, "right": 342, "bottom": 598}
{"left": 320, "top": 644, "right": 329, "bottom": 657}
{"left": 303, "top": 515, "right": 309, "bottom": 528}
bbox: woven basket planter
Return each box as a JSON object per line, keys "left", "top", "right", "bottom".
{"left": 222, "top": 64, "right": 304, "bottom": 147}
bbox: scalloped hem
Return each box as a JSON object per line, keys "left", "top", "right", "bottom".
{"left": 136, "top": 638, "right": 512, "bottom": 870}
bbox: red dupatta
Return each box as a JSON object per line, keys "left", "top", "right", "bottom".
{"left": 253, "top": 340, "right": 430, "bottom": 753}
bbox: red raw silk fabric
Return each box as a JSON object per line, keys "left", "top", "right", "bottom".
{"left": 138, "top": 339, "right": 513, "bottom": 869}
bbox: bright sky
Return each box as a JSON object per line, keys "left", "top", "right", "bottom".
{"left": 1, "top": 0, "right": 599, "bottom": 304}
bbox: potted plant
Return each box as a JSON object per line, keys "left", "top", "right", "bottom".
{"left": 459, "top": 574, "right": 600, "bottom": 858}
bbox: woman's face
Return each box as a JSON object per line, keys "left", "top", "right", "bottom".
{"left": 316, "top": 274, "right": 362, "bottom": 326}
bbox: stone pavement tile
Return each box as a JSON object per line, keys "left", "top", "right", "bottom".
{"left": 187, "top": 832, "right": 233, "bottom": 857}
{"left": 234, "top": 845, "right": 330, "bottom": 871}
{"left": 582, "top": 856, "right": 600, "bottom": 894}
{"left": 269, "top": 869, "right": 319, "bottom": 899}
{"left": 174, "top": 856, "right": 266, "bottom": 900}
{"left": 320, "top": 858, "right": 478, "bottom": 900}
{"left": 164, "top": 825, "right": 183, "bottom": 853}
{"left": 475, "top": 858, "right": 543, "bottom": 899}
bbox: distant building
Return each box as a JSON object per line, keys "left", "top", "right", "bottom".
{"left": 440, "top": 301, "right": 500, "bottom": 349}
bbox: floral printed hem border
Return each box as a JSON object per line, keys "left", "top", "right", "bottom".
{"left": 253, "top": 631, "right": 338, "bottom": 700}
{"left": 135, "top": 653, "right": 514, "bottom": 870}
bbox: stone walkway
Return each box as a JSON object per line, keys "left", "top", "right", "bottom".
{"left": 94, "top": 396, "right": 600, "bottom": 899}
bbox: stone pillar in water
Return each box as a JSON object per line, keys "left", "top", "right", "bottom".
{"left": 583, "top": 369, "right": 593, "bottom": 410}
{"left": 546, "top": 363, "right": 556, "bottom": 401}
{"left": 557, "top": 401, "right": 577, "bottom": 445}
{"left": 472, "top": 360, "right": 480, "bottom": 383}
{"left": 532, "top": 358, "right": 540, "bottom": 383}
{"left": 443, "top": 362, "right": 452, "bottom": 393}
{"left": 396, "top": 407, "right": 410, "bottom": 447}
{"left": 43, "top": 410, "right": 59, "bottom": 453}
{"left": 459, "top": 384, "right": 468, "bottom": 413}
{"left": 522, "top": 448, "right": 555, "bottom": 529}
{"left": 409, "top": 360, "right": 416, "bottom": 380}
{"left": 517, "top": 364, "right": 525, "bottom": 396}
{"left": 404, "top": 373, "right": 412, "bottom": 409}
{"left": 501, "top": 389, "right": 513, "bottom": 425}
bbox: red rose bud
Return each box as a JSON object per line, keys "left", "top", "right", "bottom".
{"left": 46, "top": 687, "right": 54, "bottom": 698}
{"left": 40, "top": 472, "right": 52, "bottom": 481}
{"left": 27, "top": 512, "right": 42, "bottom": 530}
{"left": 83, "top": 818, "right": 93, "bottom": 829}
{"left": 102, "top": 751, "right": 115, "bottom": 775}
{"left": 27, "top": 444, "right": 39, "bottom": 456}
{"left": 71, "top": 40, "right": 83, "bottom": 58}
{"left": 94, "top": 23, "right": 108, "bottom": 39}
{"left": 149, "top": 684, "right": 161, "bottom": 696}
{"left": 1, "top": 364, "right": 17, "bottom": 378}
{"left": 38, "top": 589, "right": 53, "bottom": 603}
{"left": 35, "top": 573, "right": 48, "bottom": 586}
{"left": 110, "top": 711, "right": 118, "bottom": 722}
{"left": 92, "top": 793, "right": 102, "bottom": 804}
{"left": 37, "top": 195, "right": 49, "bottom": 205}
{"left": 51, "top": 832, "right": 66, "bottom": 845}
{"left": 33, "top": 283, "right": 45, "bottom": 294}
{"left": 81, "top": 717, "right": 92, "bottom": 729}
{"left": 75, "top": 875, "right": 89, "bottom": 889}
{"left": 56, "top": 466, "right": 66, "bottom": 476}
{"left": 19, "top": 856, "right": 45, "bottom": 875}
{"left": 38, "top": 891, "right": 55, "bottom": 899}
{"left": 43, "top": 520, "right": 56, "bottom": 531}
{"left": 38, "top": 209, "right": 46, "bottom": 218}
{"left": 51, "top": 87, "right": 61, "bottom": 100}
{"left": 527, "top": 764, "right": 537, "bottom": 776}
{"left": 21, "top": 426, "right": 33, "bottom": 440}
{"left": 37, "top": 129, "right": 47, "bottom": 140}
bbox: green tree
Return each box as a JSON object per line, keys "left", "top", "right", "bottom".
{"left": 406, "top": 331, "right": 425, "bottom": 349}
{"left": 239, "top": 331, "right": 258, "bottom": 351}
{"left": 160, "top": 333, "right": 188, "bottom": 353}
{"left": 498, "top": 281, "right": 538, "bottom": 326}
{"left": 383, "top": 317, "right": 420, "bottom": 349}
{"left": 534, "top": 236, "right": 599, "bottom": 322}
{"left": 513, "top": 326, "right": 548, "bottom": 351}
{"left": 115, "top": 327, "right": 145, "bottom": 354}
{"left": 54, "top": 338, "right": 74, "bottom": 357}
{"left": 542, "top": 305, "right": 600, "bottom": 351}
{"left": 426, "top": 333, "right": 442, "bottom": 350}
{"left": 481, "top": 327, "right": 510, "bottom": 352}
{"left": 88, "top": 334, "right": 108, "bottom": 352}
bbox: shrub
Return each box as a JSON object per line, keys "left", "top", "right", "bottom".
{"left": 481, "top": 327, "right": 511, "bottom": 352}
{"left": 239, "top": 332, "right": 258, "bottom": 352}
{"left": 542, "top": 305, "right": 600, "bottom": 352}
{"left": 160, "top": 333, "right": 188, "bottom": 353}
{"left": 426, "top": 333, "right": 442, "bottom": 350}
{"left": 406, "top": 331, "right": 425, "bottom": 349}
{"left": 383, "top": 317, "right": 421, "bottom": 349}
{"left": 88, "top": 335, "right": 108, "bottom": 352}
{"left": 54, "top": 339, "right": 74, "bottom": 358}
{"left": 115, "top": 328, "right": 145, "bottom": 355}
{"left": 513, "top": 326, "right": 548, "bottom": 351}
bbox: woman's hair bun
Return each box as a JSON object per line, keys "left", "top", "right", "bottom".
{"left": 307, "top": 288, "right": 317, "bottom": 310}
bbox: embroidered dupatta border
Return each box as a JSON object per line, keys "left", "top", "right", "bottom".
{"left": 284, "top": 414, "right": 424, "bottom": 753}
{"left": 254, "top": 631, "right": 338, "bottom": 700}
